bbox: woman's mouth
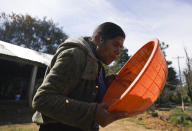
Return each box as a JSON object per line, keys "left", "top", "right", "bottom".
{"left": 111, "top": 56, "right": 116, "bottom": 60}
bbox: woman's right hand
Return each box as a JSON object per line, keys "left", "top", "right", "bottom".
{"left": 95, "top": 103, "right": 139, "bottom": 127}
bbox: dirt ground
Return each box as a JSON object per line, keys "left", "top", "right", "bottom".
{"left": 100, "top": 110, "right": 185, "bottom": 131}
{"left": 0, "top": 122, "right": 156, "bottom": 131}
{"left": 0, "top": 101, "right": 191, "bottom": 131}
{"left": 0, "top": 110, "right": 190, "bottom": 131}
{"left": 100, "top": 120, "right": 159, "bottom": 131}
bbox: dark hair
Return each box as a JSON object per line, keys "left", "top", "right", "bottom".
{"left": 92, "top": 22, "right": 125, "bottom": 42}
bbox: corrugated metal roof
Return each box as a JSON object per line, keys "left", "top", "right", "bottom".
{"left": 0, "top": 40, "right": 53, "bottom": 66}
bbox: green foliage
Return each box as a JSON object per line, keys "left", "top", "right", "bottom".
{"left": 158, "top": 107, "right": 171, "bottom": 111}
{"left": 159, "top": 42, "right": 168, "bottom": 56}
{"left": 0, "top": 12, "right": 68, "bottom": 54}
{"left": 135, "top": 120, "right": 145, "bottom": 125}
{"left": 183, "top": 49, "right": 192, "bottom": 102}
{"left": 168, "top": 107, "right": 192, "bottom": 126}
{"left": 166, "top": 67, "right": 179, "bottom": 90}
{"left": 188, "top": 108, "right": 192, "bottom": 112}
{"left": 182, "top": 85, "right": 192, "bottom": 104}
{"left": 170, "top": 93, "right": 182, "bottom": 104}
{"left": 156, "top": 42, "right": 179, "bottom": 105}
{"left": 114, "top": 47, "right": 130, "bottom": 68}
{"left": 159, "top": 42, "right": 172, "bottom": 65}
{"left": 159, "top": 42, "right": 178, "bottom": 87}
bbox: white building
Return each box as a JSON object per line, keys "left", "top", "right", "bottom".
{"left": 0, "top": 40, "right": 53, "bottom": 106}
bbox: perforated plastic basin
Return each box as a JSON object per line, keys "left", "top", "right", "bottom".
{"left": 102, "top": 38, "right": 168, "bottom": 114}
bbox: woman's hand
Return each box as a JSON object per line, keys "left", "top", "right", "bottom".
{"left": 95, "top": 103, "right": 140, "bottom": 127}
{"left": 106, "top": 74, "right": 118, "bottom": 86}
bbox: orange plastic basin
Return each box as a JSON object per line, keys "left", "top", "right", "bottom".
{"left": 102, "top": 38, "right": 168, "bottom": 114}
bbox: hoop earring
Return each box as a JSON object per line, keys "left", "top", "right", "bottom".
{"left": 100, "top": 37, "right": 104, "bottom": 44}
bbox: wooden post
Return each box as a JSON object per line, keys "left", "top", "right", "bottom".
{"left": 28, "top": 65, "right": 38, "bottom": 107}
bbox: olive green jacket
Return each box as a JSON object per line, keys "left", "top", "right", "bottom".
{"left": 32, "top": 37, "right": 104, "bottom": 131}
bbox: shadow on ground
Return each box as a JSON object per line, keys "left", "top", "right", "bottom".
{"left": 0, "top": 100, "right": 34, "bottom": 125}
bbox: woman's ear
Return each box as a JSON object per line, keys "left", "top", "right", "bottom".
{"left": 93, "top": 34, "right": 101, "bottom": 47}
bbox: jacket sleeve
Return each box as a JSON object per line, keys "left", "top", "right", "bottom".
{"left": 32, "top": 47, "right": 97, "bottom": 130}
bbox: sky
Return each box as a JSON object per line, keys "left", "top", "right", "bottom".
{"left": 1, "top": 0, "right": 192, "bottom": 76}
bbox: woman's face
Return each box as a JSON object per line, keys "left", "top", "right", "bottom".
{"left": 96, "top": 36, "right": 124, "bottom": 65}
